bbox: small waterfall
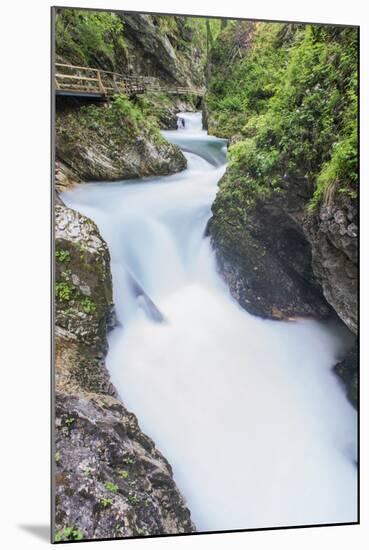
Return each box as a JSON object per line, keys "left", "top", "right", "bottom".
{"left": 62, "top": 112, "right": 357, "bottom": 531}
{"left": 176, "top": 112, "right": 203, "bottom": 132}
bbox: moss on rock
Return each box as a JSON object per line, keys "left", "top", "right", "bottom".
{"left": 55, "top": 96, "right": 187, "bottom": 188}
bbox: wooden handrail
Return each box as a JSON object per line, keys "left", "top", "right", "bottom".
{"left": 55, "top": 74, "right": 100, "bottom": 82}
{"left": 54, "top": 62, "right": 205, "bottom": 98}
{"left": 55, "top": 63, "right": 156, "bottom": 82}
{"left": 55, "top": 62, "right": 100, "bottom": 73}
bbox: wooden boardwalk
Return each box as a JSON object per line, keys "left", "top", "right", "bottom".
{"left": 55, "top": 63, "right": 205, "bottom": 99}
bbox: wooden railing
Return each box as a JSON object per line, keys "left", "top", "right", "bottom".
{"left": 54, "top": 63, "right": 205, "bottom": 98}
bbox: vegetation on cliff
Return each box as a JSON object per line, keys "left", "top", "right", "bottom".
{"left": 207, "top": 22, "right": 358, "bottom": 210}
{"left": 55, "top": 95, "right": 186, "bottom": 186}
{"left": 55, "top": 9, "right": 128, "bottom": 70}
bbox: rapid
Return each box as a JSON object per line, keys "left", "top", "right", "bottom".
{"left": 62, "top": 112, "right": 357, "bottom": 531}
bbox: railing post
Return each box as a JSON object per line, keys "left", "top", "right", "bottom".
{"left": 97, "top": 70, "right": 106, "bottom": 96}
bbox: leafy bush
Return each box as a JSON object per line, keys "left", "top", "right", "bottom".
{"left": 55, "top": 249, "right": 71, "bottom": 263}
{"left": 104, "top": 481, "right": 118, "bottom": 493}
{"left": 55, "top": 281, "right": 74, "bottom": 302}
{"left": 99, "top": 497, "right": 113, "bottom": 508}
{"left": 208, "top": 22, "right": 358, "bottom": 210}
{"left": 81, "top": 297, "right": 97, "bottom": 314}
{"left": 54, "top": 526, "right": 83, "bottom": 542}
{"left": 55, "top": 8, "right": 127, "bottom": 70}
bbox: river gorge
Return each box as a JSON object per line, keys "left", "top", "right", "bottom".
{"left": 61, "top": 112, "right": 357, "bottom": 531}
{"left": 53, "top": 12, "right": 358, "bottom": 541}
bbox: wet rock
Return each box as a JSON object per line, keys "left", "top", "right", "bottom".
{"left": 208, "top": 186, "right": 331, "bottom": 320}
{"left": 304, "top": 199, "right": 358, "bottom": 334}
{"left": 55, "top": 103, "right": 186, "bottom": 189}
{"left": 55, "top": 392, "right": 195, "bottom": 540}
{"left": 119, "top": 14, "right": 204, "bottom": 88}
{"left": 209, "top": 168, "right": 357, "bottom": 336}
{"left": 334, "top": 344, "right": 358, "bottom": 409}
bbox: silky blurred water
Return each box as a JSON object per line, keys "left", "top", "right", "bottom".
{"left": 62, "top": 112, "right": 357, "bottom": 531}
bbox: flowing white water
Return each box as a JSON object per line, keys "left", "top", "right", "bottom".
{"left": 62, "top": 111, "right": 357, "bottom": 531}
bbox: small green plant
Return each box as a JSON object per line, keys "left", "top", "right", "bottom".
{"left": 100, "top": 497, "right": 113, "bottom": 508}
{"left": 54, "top": 451, "right": 61, "bottom": 463}
{"left": 104, "top": 481, "right": 118, "bottom": 493}
{"left": 123, "top": 456, "right": 135, "bottom": 465}
{"left": 81, "top": 296, "right": 97, "bottom": 314}
{"left": 118, "top": 470, "right": 129, "bottom": 479}
{"left": 55, "top": 250, "right": 71, "bottom": 263}
{"left": 55, "top": 281, "right": 74, "bottom": 302}
{"left": 127, "top": 492, "right": 140, "bottom": 505}
{"left": 64, "top": 417, "right": 75, "bottom": 426}
{"left": 54, "top": 526, "right": 83, "bottom": 542}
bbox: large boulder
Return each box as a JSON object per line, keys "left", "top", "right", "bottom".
{"left": 208, "top": 176, "right": 332, "bottom": 321}
{"left": 55, "top": 391, "right": 195, "bottom": 540}
{"left": 55, "top": 101, "right": 186, "bottom": 188}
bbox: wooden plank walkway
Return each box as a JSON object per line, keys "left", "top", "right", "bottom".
{"left": 55, "top": 63, "right": 205, "bottom": 99}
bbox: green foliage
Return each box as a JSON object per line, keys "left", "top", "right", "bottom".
{"left": 54, "top": 526, "right": 83, "bottom": 542}
{"left": 104, "top": 481, "right": 118, "bottom": 493}
{"left": 309, "top": 125, "right": 358, "bottom": 211}
{"left": 55, "top": 281, "right": 74, "bottom": 301}
{"left": 207, "top": 22, "right": 285, "bottom": 137}
{"left": 55, "top": 8, "right": 127, "bottom": 70}
{"left": 55, "top": 249, "right": 71, "bottom": 263}
{"left": 64, "top": 416, "right": 75, "bottom": 426}
{"left": 74, "top": 94, "right": 164, "bottom": 145}
{"left": 112, "top": 94, "right": 144, "bottom": 125}
{"left": 100, "top": 497, "right": 113, "bottom": 508}
{"left": 81, "top": 296, "right": 96, "bottom": 314}
{"left": 135, "top": 92, "right": 173, "bottom": 125}
{"left": 118, "top": 470, "right": 129, "bottom": 479}
{"left": 127, "top": 492, "right": 140, "bottom": 505}
{"left": 208, "top": 22, "right": 358, "bottom": 210}
{"left": 54, "top": 451, "right": 61, "bottom": 463}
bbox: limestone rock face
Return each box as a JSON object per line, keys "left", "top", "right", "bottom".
{"left": 55, "top": 203, "right": 113, "bottom": 350}
{"left": 55, "top": 391, "right": 194, "bottom": 540}
{"left": 120, "top": 14, "right": 205, "bottom": 88}
{"left": 55, "top": 103, "right": 187, "bottom": 189}
{"left": 208, "top": 165, "right": 357, "bottom": 330}
{"left": 54, "top": 201, "right": 195, "bottom": 541}
{"left": 208, "top": 183, "right": 332, "bottom": 321}
{"left": 304, "top": 199, "right": 358, "bottom": 335}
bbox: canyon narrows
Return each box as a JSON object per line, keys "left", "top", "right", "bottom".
{"left": 62, "top": 113, "right": 357, "bottom": 531}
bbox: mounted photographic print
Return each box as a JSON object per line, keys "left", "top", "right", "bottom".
{"left": 52, "top": 6, "right": 359, "bottom": 543}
